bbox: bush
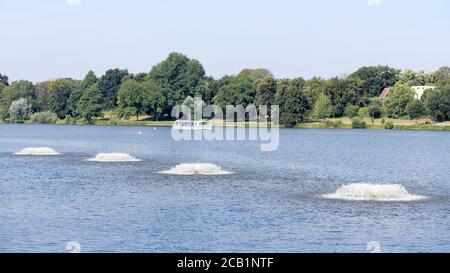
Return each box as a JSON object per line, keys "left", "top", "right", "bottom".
{"left": 9, "top": 98, "right": 32, "bottom": 123}
{"left": 352, "top": 117, "right": 367, "bottom": 129}
{"left": 324, "top": 120, "right": 343, "bottom": 128}
{"left": 368, "top": 105, "right": 382, "bottom": 119}
{"left": 358, "top": 107, "right": 370, "bottom": 117}
{"left": 384, "top": 121, "right": 394, "bottom": 130}
{"left": 30, "top": 111, "right": 58, "bottom": 124}
{"left": 344, "top": 105, "right": 359, "bottom": 118}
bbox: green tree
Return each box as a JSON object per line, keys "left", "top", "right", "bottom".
{"left": 344, "top": 104, "right": 360, "bottom": 118}
{"left": 432, "top": 66, "right": 450, "bottom": 86}
{"left": 34, "top": 81, "right": 51, "bottom": 112}
{"left": 194, "top": 80, "right": 213, "bottom": 104}
{"left": 368, "top": 105, "right": 382, "bottom": 119}
{"left": 425, "top": 85, "right": 450, "bottom": 122}
{"left": 117, "top": 79, "right": 144, "bottom": 120}
{"left": 147, "top": 52, "right": 206, "bottom": 114}
{"left": 98, "top": 68, "right": 129, "bottom": 109}
{"left": 238, "top": 68, "right": 273, "bottom": 84}
{"left": 48, "top": 79, "right": 77, "bottom": 119}
{"left": 279, "top": 83, "right": 310, "bottom": 127}
{"left": 255, "top": 76, "right": 277, "bottom": 107}
{"left": 384, "top": 84, "right": 415, "bottom": 118}
{"left": 349, "top": 66, "right": 399, "bottom": 98}
{"left": 81, "top": 70, "right": 98, "bottom": 90}
{"left": 406, "top": 100, "right": 425, "bottom": 122}
{"left": 303, "top": 77, "right": 326, "bottom": 107}
{"left": 0, "top": 80, "right": 36, "bottom": 120}
{"left": 142, "top": 80, "right": 167, "bottom": 121}
{"left": 0, "top": 73, "right": 8, "bottom": 86}
{"left": 9, "top": 98, "right": 32, "bottom": 123}
{"left": 324, "top": 77, "right": 362, "bottom": 117}
{"left": 310, "top": 93, "right": 333, "bottom": 120}
{"left": 213, "top": 73, "right": 256, "bottom": 108}
{"left": 77, "top": 85, "right": 103, "bottom": 122}
{"left": 66, "top": 85, "right": 83, "bottom": 118}
{"left": 398, "top": 69, "right": 433, "bottom": 86}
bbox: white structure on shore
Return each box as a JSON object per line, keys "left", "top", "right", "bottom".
{"left": 412, "top": 86, "right": 436, "bottom": 99}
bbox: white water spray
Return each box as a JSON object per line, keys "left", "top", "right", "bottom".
{"left": 158, "top": 163, "right": 233, "bottom": 175}
{"left": 87, "top": 153, "right": 142, "bottom": 162}
{"left": 15, "top": 147, "right": 61, "bottom": 156}
{"left": 321, "top": 183, "right": 427, "bottom": 202}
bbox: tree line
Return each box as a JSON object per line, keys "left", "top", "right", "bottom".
{"left": 0, "top": 52, "right": 449, "bottom": 127}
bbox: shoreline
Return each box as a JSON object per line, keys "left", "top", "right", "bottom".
{"left": 2, "top": 119, "right": 450, "bottom": 132}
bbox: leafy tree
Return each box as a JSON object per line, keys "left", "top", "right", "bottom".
{"left": 349, "top": 66, "right": 399, "bottom": 97}
{"left": 255, "top": 76, "right": 277, "bottom": 107}
{"left": 344, "top": 104, "right": 360, "bottom": 118}
{"left": 0, "top": 80, "right": 36, "bottom": 120}
{"left": 142, "top": 80, "right": 167, "bottom": 121}
{"left": 324, "top": 77, "right": 362, "bottom": 117}
{"left": 368, "top": 105, "right": 382, "bottom": 119}
{"left": 398, "top": 69, "right": 433, "bottom": 86}
{"left": 81, "top": 70, "right": 98, "bottom": 90}
{"left": 117, "top": 79, "right": 144, "bottom": 120}
{"left": 34, "top": 81, "right": 51, "bottom": 112}
{"left": 66, "top": 85, "right": 83, "bottom": 118}
{"left": 98, "top": 68, "right": 129, "bottom": 109}
{"left": 48, "top": 79, "right": 77, "bottom": 119}
{"left": 274, "top": 79, "right": 290, "bottom": 112}
{"left": 213, "top": 73, "right": 256, "bottom": 108}
{"left": 9, "top": 98, "right": 31, "bottom": 123}
{"left": 425, "top": 85, "right": 450, "bottom": 122}
{"left": 238, "top": 68, "right": 273, "bottom": 84}
{"left": 124, "top": 72, "right": 148, "bottom": 83}
{"left": 0, "top": 73, "right": 8, "bottom": 86}
{"left": 147, "top": 52, "right": 206, "bottom": 113}
{"left": 77, "top": 85, "right": 103, "bottom": 122}
{"left": 310, "top": 93, "right": 333, "bottom": 120}
{"left": 406, "top": 100, "right": 425, "bottom": 122}
{"left": 432, "top": 66, "right": 450, "bottom": 86}
{"left": 303, "top": 77, "right": 326, "bottom": 106}
{"left": 384, "top": 84, "right": 415, "bottom": 118}
{"left": 279, "top": 82, "right": 310, "bottom": 127}
{"left": 194, "top": 80, "right": 213, "bottom": 103}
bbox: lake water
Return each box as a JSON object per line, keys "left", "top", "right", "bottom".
{"left": 1, "top": 124, "right": 450, "bottom": 253}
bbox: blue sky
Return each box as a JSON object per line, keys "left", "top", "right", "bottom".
{"left": 0, "top": 0, "right": 449, "bottom": 82}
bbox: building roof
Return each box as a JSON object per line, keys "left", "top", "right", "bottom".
{"left": 379, "top": 87, "right": 390, "bottom": 100}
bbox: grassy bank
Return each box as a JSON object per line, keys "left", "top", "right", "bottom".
{"left": 297, "top": 117, "right": 450, "bottom": 131}
{"left": 3, "top": 113, "right": 450, "bottom": 131}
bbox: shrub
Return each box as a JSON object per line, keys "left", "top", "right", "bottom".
{"left": 30, "top": 111, "right": 58, "bottom": 124}
{"left": 344, "top": 104, "right": 359, "bottom": 118}
{"left": 352, "top": 117, "right": 367, "bottom": 129}
{"left": 324, "top": 120, "right": 343, "bottom": 128}
{"left": 368, "top": 105, "right": 382, "bottom": 119}
{"left": 9, "top": 98, "right": 32, "bottom": 123}
{"left": 358, "top": 107, "right": 370, "bottom": 117}
{"left": 384, "top": 121, "right": 394, "bottom": 130}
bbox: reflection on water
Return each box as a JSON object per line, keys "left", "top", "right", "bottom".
{"left": 0, "top": 124, "right": 449, "bottom": 253}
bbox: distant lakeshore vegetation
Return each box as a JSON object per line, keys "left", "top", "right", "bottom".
{"left": 1, "top": 52, "right": 449, "bottom": 130}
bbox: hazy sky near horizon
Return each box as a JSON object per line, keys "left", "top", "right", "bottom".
{"left": 0, "top": 0, "right": 449, "bottom": 82}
